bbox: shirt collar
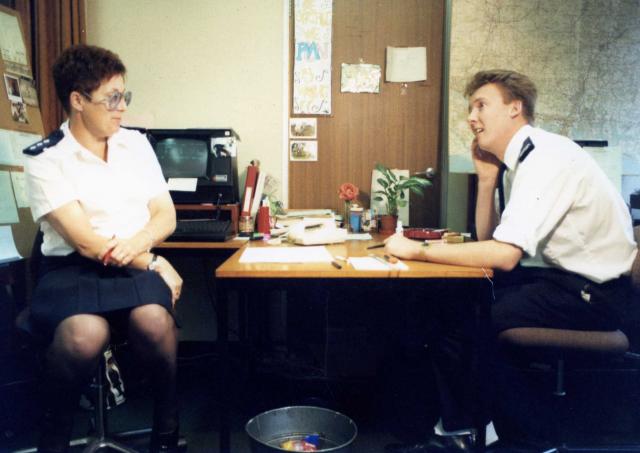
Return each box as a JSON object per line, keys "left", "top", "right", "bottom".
{"left": 503, "top": 124, "right": 534, "bottom": 171}
{"left": 59, "top": 120, "right": 126, "bottom": 160}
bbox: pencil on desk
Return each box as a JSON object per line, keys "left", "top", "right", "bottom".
{"left": 384, "top": 254, "right": 399, "bottom": 264}
{"left": 366, "top": 243, "right": 385, "bottom": 250}
{"left": 331, "top": 260, "right": 343, "bottom": 269}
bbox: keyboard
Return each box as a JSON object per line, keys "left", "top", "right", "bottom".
{"left": 169, "top": 219, "right": 233, "bottom": 242}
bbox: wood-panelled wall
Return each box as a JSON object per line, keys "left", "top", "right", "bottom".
{"left": 289, "top": 0, "right": 444, "bottom": 227}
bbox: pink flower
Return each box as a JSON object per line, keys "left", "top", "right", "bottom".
{"left": 338, "top": 182, "right": 359, "bottom": 201}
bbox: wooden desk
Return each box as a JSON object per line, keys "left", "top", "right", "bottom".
{"left": 216, "top": 236, "right": 490, "bottom": 279}
{"left": 214, "top": 236, "right": 492, "bottom": 452}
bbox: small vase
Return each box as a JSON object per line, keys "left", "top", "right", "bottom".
{"left": 343, "top": 201, "right": 351, "bottom": 229}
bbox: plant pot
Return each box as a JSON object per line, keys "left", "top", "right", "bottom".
{"left": 379, "top": 215, "right": 398, "bottom": 234}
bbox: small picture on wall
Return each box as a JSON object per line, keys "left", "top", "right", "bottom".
{"left": 4, "top": 73, "right": 22, "bottom": 102}
{"left": 289, "top": 118, "right": 317, "bottom": 139}
{"left": 19, "top": 76, "right": 39, "bottom": 107}
{"left": 290, "top": 140, "right": 318, "bottom": 161}
{"left": 10, "top": 100, "right": 29, "bottom": 124}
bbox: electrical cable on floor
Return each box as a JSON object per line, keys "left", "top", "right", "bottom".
{"left": 482, "top": 267, "right": 495, "bottom": 302}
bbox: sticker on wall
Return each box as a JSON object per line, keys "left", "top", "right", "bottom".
{"left": 340, "top": 63, "right": 381, "bottom": 93}
{"left": 289, "top": 118, "right": 317, "bottom": 139}
{"left": 293, "top": 0, "right": 332, "bottom": 115}
{"left": 290, "top": 140, "right": 318, "bottom": 162}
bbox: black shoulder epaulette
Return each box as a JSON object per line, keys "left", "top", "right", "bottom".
{"left": 23, "top": 129, "right": 65, "bottom": 156}
{"left": 518, "top": 137, "right": 535, "bottom": 163}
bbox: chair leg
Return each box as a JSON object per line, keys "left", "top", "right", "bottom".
{"left": 553, "top": 359, "right": 566, "bottom": 397}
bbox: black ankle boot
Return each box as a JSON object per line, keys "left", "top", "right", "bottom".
{"left": 36, "top": 374, "right": 81, "bottom": 453}
{"left": 36, "top": 407, "right": 75, "bottom": 453}
{"left": 149, "top": 425, "right": 180, "bottom": 453}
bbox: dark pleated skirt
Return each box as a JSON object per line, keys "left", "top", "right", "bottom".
{"left": 30, "top": 252, "right": 174, "bottom": 338}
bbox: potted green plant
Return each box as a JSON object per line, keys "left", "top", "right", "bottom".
{"left": 373, "top": 162, "right": 431, "bottom": 233}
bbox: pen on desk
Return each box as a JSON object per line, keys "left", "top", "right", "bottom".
{"left": 331, "top": 260, "right": 343, "bottom": 269}
{"left": 102, "top": 235, "right": 116, "bottom": 266}
{"left": 371, "top": 255, "right": 391, "bottom": 268}
{"left": 383, "top": 254, "right": 399, "bottom": 264}
{"left": 366, "top": 243, "right": 385, "bottom": 250}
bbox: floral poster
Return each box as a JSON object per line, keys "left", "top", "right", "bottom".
{"left": 293, "top": 0, "right": 332, "bottom": 115}
{"left": 340, "top": 63, "right": 381, "bottom": 93}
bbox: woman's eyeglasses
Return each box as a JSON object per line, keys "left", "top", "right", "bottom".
{"left": 81, "top": 90, "right": 132, "bottom": 111}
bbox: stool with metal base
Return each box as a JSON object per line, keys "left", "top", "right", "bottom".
{"left": 497, "top": 327, "right": 640, "bottom": 452}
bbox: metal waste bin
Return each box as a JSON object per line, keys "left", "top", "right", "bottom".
{"left": 245, "top": 406, "right": 357, "bottom": 452}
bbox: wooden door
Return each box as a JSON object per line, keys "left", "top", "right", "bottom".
{"left": 289, "top": 0, "right": 444, "bottom": 227}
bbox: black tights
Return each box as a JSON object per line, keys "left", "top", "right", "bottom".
{"left": 43, "top": 304, "right": 178, "bottom": 432}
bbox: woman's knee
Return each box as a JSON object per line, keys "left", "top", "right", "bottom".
{"left": 129, "top": 304, "right": 175, "bottom": 343}
{"left": 52, "top": 314, "right": 110, "bottom": 361}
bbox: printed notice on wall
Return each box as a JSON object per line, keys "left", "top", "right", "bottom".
{"left": 293, "top": 0, "right": 332, "bottom": 115}
{"left": 0, "top": 11, "right": 30, "bottom": 77}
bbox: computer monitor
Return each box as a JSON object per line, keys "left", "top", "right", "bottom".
{"left": 154, "top": 137, "right": 209, "bottom": 179}
{"left": 146, "top": 128, "right": 240, "bottom": 204}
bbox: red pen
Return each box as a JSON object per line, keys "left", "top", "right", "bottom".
{"left": 103, "top": 235, "right": 116, "bottom": 266}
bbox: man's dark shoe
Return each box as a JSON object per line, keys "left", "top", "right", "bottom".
{"left": 385, "top": 433, "right": 477, "bottom": 453}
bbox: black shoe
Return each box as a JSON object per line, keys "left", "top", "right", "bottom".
{"left": 149, "top": 425, "right": 180, "bottom": 453}
{"left": 385, "top": 433, "right": 477, "bottom": 453}
{"left": 36, "top": 408, "right": 74, "bottom": 453}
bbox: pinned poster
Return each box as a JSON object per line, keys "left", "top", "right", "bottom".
{"left": 293, "top": 0, "right": 332, "bottom": 115}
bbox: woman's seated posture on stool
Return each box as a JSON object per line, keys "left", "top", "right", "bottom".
{"left": 23, "top": 44, "right": 182, "bottom": 453}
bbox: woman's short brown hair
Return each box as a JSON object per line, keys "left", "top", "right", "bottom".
{"left": 52, "top": 45, "right": 126, "bottom": 113}
{"left": 464, "top": 70, "right": 537, "bottom": 123}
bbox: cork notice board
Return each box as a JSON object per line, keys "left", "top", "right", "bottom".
{"left": 0, "top": 5, "right": 44, "bottom": 258}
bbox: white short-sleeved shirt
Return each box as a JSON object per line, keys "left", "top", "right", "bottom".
{"left": 25, "top": 123, "right": 169, "bottom": 256}
{"left": 493, "top": 124, "right": 636, "bottom": 283}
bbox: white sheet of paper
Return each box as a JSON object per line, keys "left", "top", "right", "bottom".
{"left": 239, "top": 246, "right": 333, "bottom": 263}
{"left": 346, "top": 233, "right": 372, "bottom": 240}
{"left": 0, "top": 225, "right": 22, "bottom": 264}
{"left": 167, "top": 178, "right": 198, "bottom": 192}
{"left": 10, "top": 171, "right": 28, "bottom": 207}
{"left": 0, "top": 129, "right": 17, "bottom": 165}
{"left": 10, "top": 131, "right": 42, "bottom": 167}
{"left": 0, "top": 171, "right": 19, "bottom": 223}
{"left": 348, "top": 256, "right": 409, "bottom": 271}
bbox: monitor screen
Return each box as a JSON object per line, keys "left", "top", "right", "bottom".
{"left": 154, "top": 138, "right": 209, "bottom": 179}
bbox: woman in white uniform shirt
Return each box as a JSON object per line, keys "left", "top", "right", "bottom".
{"left": 24, "top": 45, "right": 182, "bottom": 453}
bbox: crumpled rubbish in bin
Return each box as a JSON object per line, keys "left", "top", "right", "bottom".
{"left": 280, "top": 434, "right": 319, "bottom": 451}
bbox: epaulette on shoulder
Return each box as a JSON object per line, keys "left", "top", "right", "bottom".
{"left": 23, "top": 129, "right": 64, "bottom": 156}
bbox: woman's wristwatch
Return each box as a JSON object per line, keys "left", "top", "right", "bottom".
{"left": 147, "top": 254, "right": 159, "bottom": 271}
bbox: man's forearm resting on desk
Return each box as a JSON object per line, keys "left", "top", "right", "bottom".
{"left": 384, "top": 234, "right": 522, "bottom": 271}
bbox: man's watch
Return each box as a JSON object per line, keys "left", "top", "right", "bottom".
{"left": 147, "top": 254, "right": 159, "bottom": 271}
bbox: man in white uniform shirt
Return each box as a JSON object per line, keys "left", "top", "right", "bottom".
{"left": 384, "top": 70, "right": 636, "bottom": 453}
